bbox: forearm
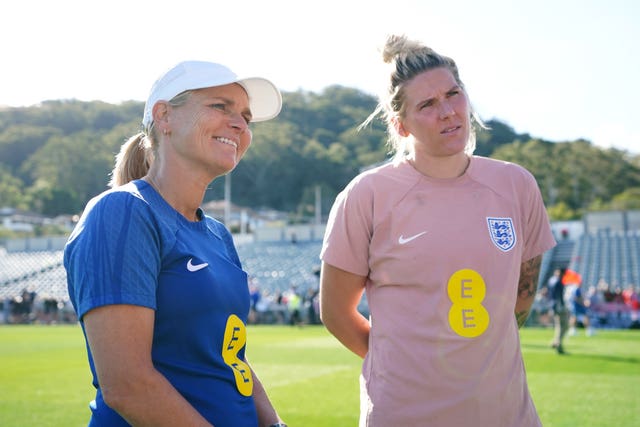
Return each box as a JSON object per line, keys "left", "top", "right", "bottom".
{"left": 319, "top": 263, "right": 370, "bottom": 358}
{"left": 515, "top": 255, "right": 542, "bottom": 328}
{"left": 84, "top": 305, "right": 212, "bottom": 427}
{"left": 108, "top": 368, "right": 212, "bottom": 427}
{"left": 249, "top": 364, "right": 283, "bottom": 427}
{"left": 322, "top": 309, "right": 370, "bottom": 359}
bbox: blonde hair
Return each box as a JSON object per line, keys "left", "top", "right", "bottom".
{"left": 361, "top": 34, "right": 484, "bottom": 162}
{"left": 108, "top": 91, "right": 192, "bottom": 187}
{"left": 108, "top": 132, "right": 154, "bottom": 187}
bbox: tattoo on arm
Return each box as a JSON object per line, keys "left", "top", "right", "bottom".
{"left": 515, "top": 255, "right": 542, "bottom": 328}
{"left": 515, "top": 310, "right": 530, "bottom": 328}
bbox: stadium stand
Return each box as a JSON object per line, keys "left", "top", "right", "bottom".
{"left": 2, "top": 212, "right": 639, "bottom": 327}
{"left": 568, "top": 230, "right": 640, "bottom": 288}
{"left": 236, "top": 240, "right": 322, "bottom": 294}
{"left": 0, "top": 247, "right": 73, "bottom": 324}
{"left": 561, "top": 230, "right": 640, "bottom": 329}
{"left": 0, "top": 239, "right": 326, "bottom": 325}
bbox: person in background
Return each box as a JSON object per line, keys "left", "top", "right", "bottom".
{"left": 319, "top": 34, "right": 556, "bottom": 426}
{"left": 286, "top": 285, "right": 303, "bottom": 326}
{"left": 548, "top": 268, "right": 569, "bottom": 353}
{"left": 565, "top": 279, "right": 595, "bottom": 337}
{"left": 248, "top": 278, "right": 262, "bottom": 324}
{"left": 64, "top": 60, "right": 287, "bottom": 427}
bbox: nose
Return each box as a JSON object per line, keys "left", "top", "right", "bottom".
{"left": 228, "top": 112, "right": 249, "bottom": 133}
{"left": 439, "top": 100, "right": 455, "bottom": 119}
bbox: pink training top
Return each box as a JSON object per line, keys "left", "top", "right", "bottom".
{"left": 321, "top": 156, "right": 556, "bottom": 427}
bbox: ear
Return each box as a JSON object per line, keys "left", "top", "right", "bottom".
{"left": 151, "top": 101, "right": 170, "bottom": 126}
{"left": 392, "top": 116, "right": 410, "bottom": 138}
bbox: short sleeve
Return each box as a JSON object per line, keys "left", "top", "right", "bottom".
{"left": 320, "top": 178, "right": 373, "bottom": 277}
{"left": 520, "top": 170, "right": 556, "bottom": 262}
{"left": 64, "top": 191, "right": 161, "bottom": 319}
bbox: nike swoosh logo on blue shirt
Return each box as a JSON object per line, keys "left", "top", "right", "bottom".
{"left": 187, "top": 258, "right": 209, "bottom": 272}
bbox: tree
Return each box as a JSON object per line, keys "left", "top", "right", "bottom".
{"left": 547, "top": 201, "right": 579, "bottom": 221}
{"left": 608, "top": 188, "right": 640, "bottom": 210}
{"left": 0, "top": 125, "right": 61, "bottom": 179}
{"left": 0, "top": 91, "right": 639, "bottom": 219}
{"left": 0, "top": 166, "right": 26, "bottom": 209}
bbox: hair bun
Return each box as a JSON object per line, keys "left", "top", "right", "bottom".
{"left": 382, "top": 34, "right": 405, "bottom": 63}
{"left": 382, "top": 34, "right": 424, "bottom": 63}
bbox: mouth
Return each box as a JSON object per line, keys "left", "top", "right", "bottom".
{"left": 441, "top": 125, "right": 461, "bottom": 135}
{"left": 216, "top": 137, "right": 238, "bottom": 149}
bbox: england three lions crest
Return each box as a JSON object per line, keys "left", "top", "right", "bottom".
{"left": 487, "top": 217, "right": 516, "bottom": 252}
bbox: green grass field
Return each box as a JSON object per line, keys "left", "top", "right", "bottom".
{"left": 0, "top": 325, "right": 638, "bottom": 427}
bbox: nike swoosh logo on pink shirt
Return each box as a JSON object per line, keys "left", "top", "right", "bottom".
{"left": 398, "top": 231, "right": 428, "bottom": 245}
{"left": 187, "top": 258, "right": 209, "bottom": 272}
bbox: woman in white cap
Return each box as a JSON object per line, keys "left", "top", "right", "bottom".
{"left": 319, "top": 35, "right": 556, "bottom": 426}
{"left": 65, "top": 61, "right": 287, "bottom": 427}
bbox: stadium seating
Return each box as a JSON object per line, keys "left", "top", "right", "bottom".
{"left": 236, "top": 241, "right": 323, "bottom": 294}
{"left": 1, "top": 230, "right": 638, "bottom": 327}
{"left": 568, "top": 230, "right": 640, "bottom": 288}
{"left": 0, "top": 249, "right": 66, "bottom": 301}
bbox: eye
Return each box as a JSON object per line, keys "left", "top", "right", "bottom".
{"left": 419, "top": 99, "right": 435, "bottom": 109}
{"left": 210, "top": 103, "right": 228, "bottom": 112}
{"left": 447, "top": 89, "right": 461, "bottom": 98}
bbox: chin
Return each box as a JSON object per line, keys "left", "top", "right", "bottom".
{"left": 445, "top": 142, "right": 467, "bottom": 156}
{"left": 210, "top": 162, "right": 236, "bottom": 178}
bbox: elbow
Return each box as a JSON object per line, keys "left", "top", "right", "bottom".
{"left": 319, "top": 310, "right": 333, "bottom": 329}
{"left": 318, "top": 304, "right": 329, "bottom": 326}
{"left": 101, "top": 384, "right": 130, "bottom": 413}
{"left": 99, "top": 373, "right": 150, "bottom": 415}
{"left": 319, "top": 304, "right": 347, "bottom": 336}
{"left": 319, "top": 306, "right": 338, "bottom": 334}
{"left": 318, "top": 301, "right": 336, "bottom": 328}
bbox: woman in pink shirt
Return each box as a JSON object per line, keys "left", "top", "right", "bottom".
{"left": 319, "top": 35, "right": 556, "bottom": 426}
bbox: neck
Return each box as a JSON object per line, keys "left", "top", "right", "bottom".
{"left": 408, "top": 152, "right": 470, "bottom": 179}
{"left": 145, "top": 173, "right": 203, "bottom": 222}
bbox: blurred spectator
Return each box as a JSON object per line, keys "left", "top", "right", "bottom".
{"left": 621, "top": 285, "right": 639, "bottom": 310}
{"left": 45, "top": 297, "right": 60, "bottom": 323}
{"left": 565, "top": 281, "right": 595, "bottom": 337}
{"left": 286, "top": 285, "right": 303, "bottom": 326}
{"left": 10, "top": 288, "right": 35, "bottom": 323}
{"left": 1, "top": 298, "right": 9, "bottom": 324}
{"left": 304, "top": 287, "right": 320, "bottom": 325}
{"left": 548, "top": 268, "right": 569, "bottom": 354}
{"left": 248, "top": 279, "right": 261, "bottom": 324}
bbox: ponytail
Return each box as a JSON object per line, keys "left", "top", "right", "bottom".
{"left": 109, "top": 91, "right": 190, "bottom": 187}
{"left": 108, "top": 132, "right": 153, "bottom": 187}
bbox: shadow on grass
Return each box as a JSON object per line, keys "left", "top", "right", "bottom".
{"left": 522, "top": 342, "right": 640, "bottom": 364}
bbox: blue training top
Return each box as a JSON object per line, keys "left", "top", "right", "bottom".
{"left": 64, "top": 180, "right": 257, "bottom": 427}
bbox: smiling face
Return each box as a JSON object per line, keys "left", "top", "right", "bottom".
{"left": 164, "top": 83, "right": 253, "bottom": 178}
{"left": 395, "top": 67, "right": 471, "bottom": 159}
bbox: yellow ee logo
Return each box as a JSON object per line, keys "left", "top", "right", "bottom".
{"left": 222, "top": 314, "right": 253, "bottom": 396}
{"left": 447, "top": 269, "right": 490, "bottom": 338}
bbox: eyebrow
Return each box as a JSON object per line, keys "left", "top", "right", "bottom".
{"left": 415, "top": 84, "right": 461, "bottom": 107}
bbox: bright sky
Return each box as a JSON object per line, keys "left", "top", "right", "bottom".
{"left": 3, "top": 0, "right": 638, "bottom": 153}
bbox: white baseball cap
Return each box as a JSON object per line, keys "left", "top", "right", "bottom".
{"left": 142, "top": 60, "right": 282, "bottom": 128}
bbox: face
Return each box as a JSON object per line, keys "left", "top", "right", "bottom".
{"left": 395, "top": 67, "right": 470, "bottom": 159}
{"left": 161, "top": 83, "right": 253, "bottom": 178}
